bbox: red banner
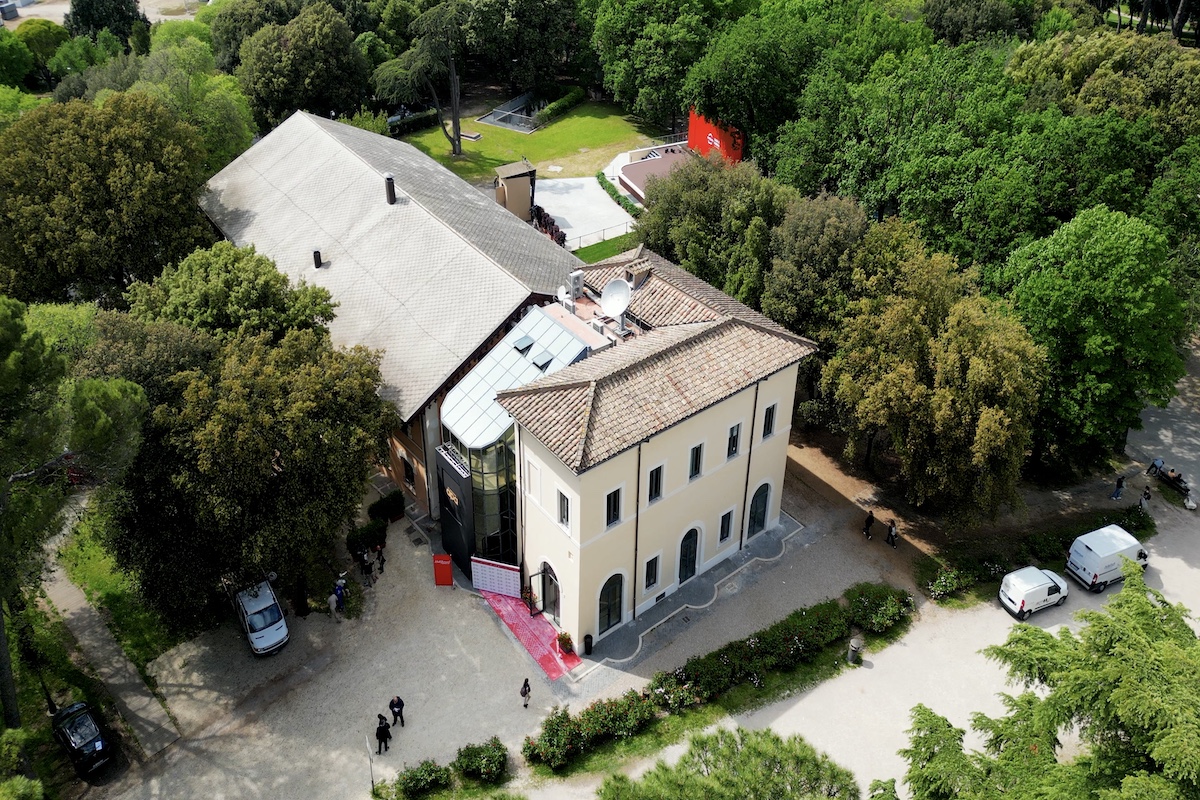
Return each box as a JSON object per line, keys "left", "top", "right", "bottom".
{"left": 687, "top": 109, "right": 745, "bottom": 162}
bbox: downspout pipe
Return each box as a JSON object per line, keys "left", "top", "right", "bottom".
{"left": 738, "top": 382, "right": 761, "bottom": 552}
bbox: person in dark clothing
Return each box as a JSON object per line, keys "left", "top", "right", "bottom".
{"left": 520, "top": 678, "right": 530, "bottom": 709}
{"left": 1110, "top": 475, "right": 1126, "bottom": 500}
{"left": 885, "top": 519, "right": 898, "bottom": 549}
{"left": 359, "top": 550, "right": 374, "bottom": 586}
{"left": 375, "top": 715, "right": 391, "bottom": 754}
{"left": 862, "top": 510, "right": 875, "bottom": 540}
{"left": 389, "top": 696, "right": 405, "bottom": 727}
{"left": 375, "top": 545, "right": 386, "bottom": 575}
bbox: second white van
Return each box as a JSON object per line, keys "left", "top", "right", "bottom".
{"left": 1065, "top": 524, "right": 1148, "bottom": 593}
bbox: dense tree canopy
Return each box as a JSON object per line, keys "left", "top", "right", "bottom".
{"left": 14, "top": 19, "right": 70, "bottom": 87}
{"left": 599, "top": 728, "right": 860, "bottom": 800}
{"left": 210, "top": 0, "right": 299, "bottom": 72}
{"left": 237, "top": 1, "right": 369, "bottom": 127}
{"left": 0, "top": 29, "right": 33, "bottom": 88}
{"left": 63, "top": 0, "right": 149, "bottom": 41}
{"left": 127, "top": 242, "right": 336, "bottom": 341}
{"left": 0, "top": 93, "right": 213, "bottom": 303}
{"left": 878, "top": 564, "right": 1200, "bottom": 799}
{"left": 989, "top": 205, "right": 1187, "bottom": 468}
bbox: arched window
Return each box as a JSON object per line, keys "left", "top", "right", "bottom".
{"left": 598, "top": 574, "right": 623, "bottom": 634}
{"left": 748, "top": 483, "right": 769, "bottom": 537}
{"left": 679, "top": 528, "right": 698, "bottom": 583}
{"left": 541, "top": 561, "right": 560, "bottom": 623}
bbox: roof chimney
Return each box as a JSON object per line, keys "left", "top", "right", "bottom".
{"left": 312, "top": 249, "right": 322, "bottom": 269}
{"left": 384, "top": 172, "right": 396, "bottom": 205}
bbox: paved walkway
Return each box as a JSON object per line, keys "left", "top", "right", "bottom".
{"left": 536, "top": 177, "right": 635, "bottom": 251}
{"left": 44, "top": 498, "right": 179, "bottom": 759}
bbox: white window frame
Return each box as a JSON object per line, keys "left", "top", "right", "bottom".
{"left": 719, "top": 508, "right": 735, "bottom": 543}
{"left": 648, "top": 464, "right": 664, "bottom": 503}
{"left": 644, "top": 555, "right": 660, "bottom": 590}
{"left": 727, "top": 423, "right": 741, "bottom": 459}
{"left": 762, "top": 403, "right": 777, "bottom": 439}
{"left": 557, "top": 490, "right": 570, "bottom": 528}
{"left": 689, "top": 443, "right": 704, "bottom": 480}
{"left": 605, "top": 487, "right": 622, "bottom": 527}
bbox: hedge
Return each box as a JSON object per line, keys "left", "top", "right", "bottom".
{"left": 452, "top": 736, "right": 508, "bottom": 784}
{"left": 844, "top": 583, "right": 914, "bottom": 633}
{"left": 346, "top": 518, "right": 387, "bottom": 556}
{"left": 389, "top": 109, "right": 439, "bottom": 136}
{"left": 596, "top": 171, "right": 643, "bottom": 218}
{"left": 394, "top": 759, "right": 452, "bottom": 799}
{"left": 534, "top": 86, "right": 585, "bottom": 126}
{"left": 522, "top": 690, "right": 657, "bottom": 771}
{"left": 368, "top": 489, "right": 407, "bottom": 522}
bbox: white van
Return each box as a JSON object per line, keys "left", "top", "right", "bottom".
{"left": 999, "top": 566, "right": 1069, "bottom": 620}
{"left": 1065, "top": 524, "right": 1148, "bottom": 593}
{"left": 234, "top": 580, "right": 290, "bottom": 655}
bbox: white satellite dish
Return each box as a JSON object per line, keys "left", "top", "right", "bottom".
{"left": 556, "top": 285, "right": 569, "bottom": 303}
{"left": 599, "top": 278, "right": 631, "bottom": 319}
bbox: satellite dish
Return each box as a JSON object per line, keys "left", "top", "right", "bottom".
{"left": 600, "top": 279, "right": 631, "bottom": 319}
{"left": 556, "top": 285, "right": 569, "bottom": 303}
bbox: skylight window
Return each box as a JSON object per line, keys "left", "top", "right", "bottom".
{"left": 512, "top": 335, "right": 534, "bottom": 355}
{"left": 531, "top": 351, "right": 553, "bottom": 371}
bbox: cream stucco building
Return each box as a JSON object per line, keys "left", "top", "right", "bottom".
{"left": 497, "top": 249, "right": 816, "bottom": 647}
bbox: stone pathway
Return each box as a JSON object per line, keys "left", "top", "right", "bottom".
{"left": 44, "top": 499, "right": 180, "bottom": 759}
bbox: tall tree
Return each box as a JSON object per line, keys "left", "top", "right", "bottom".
{"left": 823, "top": 220, "right": 1044, "bottom": 522}
{"left": 0, "top": 30, "right": 33, "bottom": 88}
{"left": 63, "top": 0, "right": 149, "bottom": 42}
{"left": 890, "top": 563, "right": 1200, "bottom": 799}
{"left": 126, "top": 242, "right": 336, "bottom": 342}
{"left": 209, "top": 0, "right": 299, "bottom": 72}
{"left": 372, "top": 0, "right": 472, "bottom": 155}
{"left": 14, "top": 19, "right": 70, "bottom": 87}
{"left": 237, "top": 1, "right": 369, "bottom": 128}
{"left": 599, "top": 728, "right": 860, "bottom": 799}
{"left": 988, "top": 205, "right": 1187, "bottom": 469}
{"left": 1, "top": 297, "right": 146, "bottom": 730}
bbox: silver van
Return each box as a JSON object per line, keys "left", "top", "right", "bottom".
{"left": 233, "top": 580, "right": 290, "bottom": 655}
{"left": 1065, "top": 524, "right": 1147, "bottom": 593}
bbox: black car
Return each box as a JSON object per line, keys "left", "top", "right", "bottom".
{"left": 52, "top": 702, "right": 112, "bottom": 775}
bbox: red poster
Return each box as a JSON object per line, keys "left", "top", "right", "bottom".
{"left": 687, "top": 109, "right": 745, "bottom": 162}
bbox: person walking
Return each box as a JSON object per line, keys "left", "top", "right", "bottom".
{"left": 862, "top": 510, "right": 875, "bottom": 540}
{"left": 1140, "top": 486, "right": 1152, "bottom": 513}
{"left": 327, "top": 592, "right": 341, "bottom": 623}
{"left": 389, "top": 695, "right": 405, "bottom": 727}
{"left": 334, "top": 578, "right": 347, "bottom": 612}
{"left": 1110, "top": 475, "right": 1126, "bottom": 500}
{"left": 359, "top": 550, "right": 375, "bottom": 587}
{"left": 375, "top": 545, "right": 386, "bottom": 575}
{"left": 375, "top": 715, "right": 391, "bottom": 754}
{"left": 520, "top": 678, "right": 531, "bottom": 709}
{"left": 885, "top": 519, "right": 898, "bottom": 550}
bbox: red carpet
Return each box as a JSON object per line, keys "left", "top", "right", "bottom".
{"left": 482, "top": 590, "right": 582, "bottom": 680}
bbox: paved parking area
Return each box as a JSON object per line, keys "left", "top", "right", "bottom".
{"left": 536, "top": 178, "right": 635, "bottom": 250}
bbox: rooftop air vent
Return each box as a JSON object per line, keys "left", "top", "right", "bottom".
{"left": 384, "top": 172, "right": 396, "bottom": 205}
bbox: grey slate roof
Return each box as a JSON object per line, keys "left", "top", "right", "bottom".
{"left": 497, "top": 251, "right": 818, "bottom": 473}
{"left": 199, "top": 111, "right": 582, "bottom": 420}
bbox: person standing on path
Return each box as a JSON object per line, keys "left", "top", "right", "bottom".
{"left": 1110, "top": 475, "right": 1126, "bottom": 500}
{"left": 359, "top": 550, "right": 374, "bottom": 587}
{"left": 327, "top": 592, "right": 341, "bottom": 623}
{"left": 1140, "top": 486, "right": 1152, "bottom": 513}
{"left": 375, "top": 715, "right": 391, "bottom": 754}
{"left": 520, "top": 678, "right": 530, "bottom": 709}
{"left": 885, "top": 519, "right": 898, "bottom": 550}
{"left": 862, "top": 510, "right": 875, "bottom": 540}
{"left": 389, "top": 696, "right": 405, "bottom": 727}
{"left": 375, "top": 545, "right": 386, "bottom": 575}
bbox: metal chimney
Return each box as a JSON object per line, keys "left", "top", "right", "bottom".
{"left": 312, "top": 249, "right": 322, "bottom": 269}
{"left": 384, "top": 172, "right": 396, "bottom": 205}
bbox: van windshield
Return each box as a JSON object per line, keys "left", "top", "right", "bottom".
{"left": 247, "top": 603, "right": 283, "bottom": 632}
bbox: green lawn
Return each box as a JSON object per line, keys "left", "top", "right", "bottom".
{"left": 573, "top": 232, "right": 639, "bottom": 263}
{"left": 403, "top": 102, "right": 666, "bottom": 183}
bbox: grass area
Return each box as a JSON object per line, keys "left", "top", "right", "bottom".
{"left": 57, "top": 508, "right": 189, "bottom": 675}
{"left": 573, "top": 232, "right": 639, "bottom": 263}
{"left": 403, "top": 102, "right": 665, "bottom": 183}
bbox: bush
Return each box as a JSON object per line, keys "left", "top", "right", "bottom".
{"left": 646, "top": 670, "right": 702, "bottom": 711}
{"left": 926, "top": 564, "right": 976, "bottom": 600}
{"left": 368, "top": 489, "right": 407, "bottom": 522}
{"left": 452, "top": 736, "right": 508, "bottom": 784}
{"left": 534, "top": 85, "right": 585, "bottom": 126}
{"left": 523, "top": 692, "right": 657, "bottom": 771}
{"left": 844, "top": 583, "right": 914, "bottom": 633}
{"left": 389, "top": 108, "right": 439, "bottom": 136}
{"left": 394, "top": 759, "right": 452, "bottom": 799}
{"left": 346, "top": 518, "right": 387, "bottom": 555}
{"left": 596, "top": 171, "right": 643, "bottom": 218}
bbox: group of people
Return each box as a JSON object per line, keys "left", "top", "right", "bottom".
{"left": 862, "top": 510, "right": 899, "bottom": 549}
{"left": 327, "top": 545, "right": 388, "bottom": 622}
{"left": 374, "top": 696, "right": 406, "bottom": 754}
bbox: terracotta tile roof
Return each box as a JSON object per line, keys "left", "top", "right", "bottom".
{"left": 498, "top": 317, "right": 815, "bottom": 472}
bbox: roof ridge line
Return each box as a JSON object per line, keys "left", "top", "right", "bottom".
{"left": 572, "top": 383, "right": 598, "bottom": 470}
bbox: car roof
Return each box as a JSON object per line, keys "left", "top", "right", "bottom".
{"left": 236, "top": 581, "right": 279, "bottom": 614}
{"left": 1004, "top": 566, "right": 1054, "bottom": 593}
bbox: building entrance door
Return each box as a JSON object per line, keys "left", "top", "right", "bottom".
{"left": 679, "top": 528, "right": 698, "bottom": 583}
{"left": 748, "top": 483, "right": 769, "bottom": 537}
{"left": 541, "top": 562, "right": 560, "bottom": 624}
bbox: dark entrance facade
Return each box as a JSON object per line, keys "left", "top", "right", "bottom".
{"left": 679, "top": 528, "right": 698, "bottom": 583}
{"left": 748, "top": 483, "right": 769, "bottom": 537}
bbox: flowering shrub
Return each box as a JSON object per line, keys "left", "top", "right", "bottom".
{"left": 844, "top": 583, "right": 914, "bottom": 633}
{"left": 452, "top": 736, "right": 508, "bottom": 784}
{"left": 557, "top": 631, "right": 574, "bottom": 652}
{"left": 394, "top": 759, "right": 452, "bottom": 798}
{"left": 646, "top": 670, "right": 701, "bottom": 710}
{"left": 926, "top": 565, "right": 975, "bottom": 600}
{"left": 523, "top": 692, "right": 657, "bottom": 771}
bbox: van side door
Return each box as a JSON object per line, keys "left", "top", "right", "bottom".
{"left": 1043, "top": 581, "right": 1061, "bottom": 610}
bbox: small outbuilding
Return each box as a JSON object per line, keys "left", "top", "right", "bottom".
{"left": 494, "top": 159, "right": 537, "bottom": 221}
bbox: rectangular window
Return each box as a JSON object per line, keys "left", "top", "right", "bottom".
{"left": 689, "top": 444, "right": 703, "bottom": 480}
{"left": 606, "top": 488, "right": 621, "bottom": 526}
{"left": 401, "top": 458, "right": 415, "bottom": 488}
{"left": 763, "top": 404, "right": 776, "bottom": 438}
{"left": 720, "top": 510, "right": 733, "bottom": 542}
{"left": 645, "top": 556, "right": 659, "bottom": 590}
{"left": 648, "top": 466, "right": 663, "bottom": 502}
{"left": 727, "top": 424, "right": 741, "bottom": 459}
{"left": 557, "top": 491, "right": 569, "bottom": 527}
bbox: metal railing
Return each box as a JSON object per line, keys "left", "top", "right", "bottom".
{"left": 566, "top": 221, "right": 638, "bottom": 251}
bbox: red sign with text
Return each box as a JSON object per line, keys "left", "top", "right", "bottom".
{"left": 687, "top": 109, "right": 745, "bottom": 162}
